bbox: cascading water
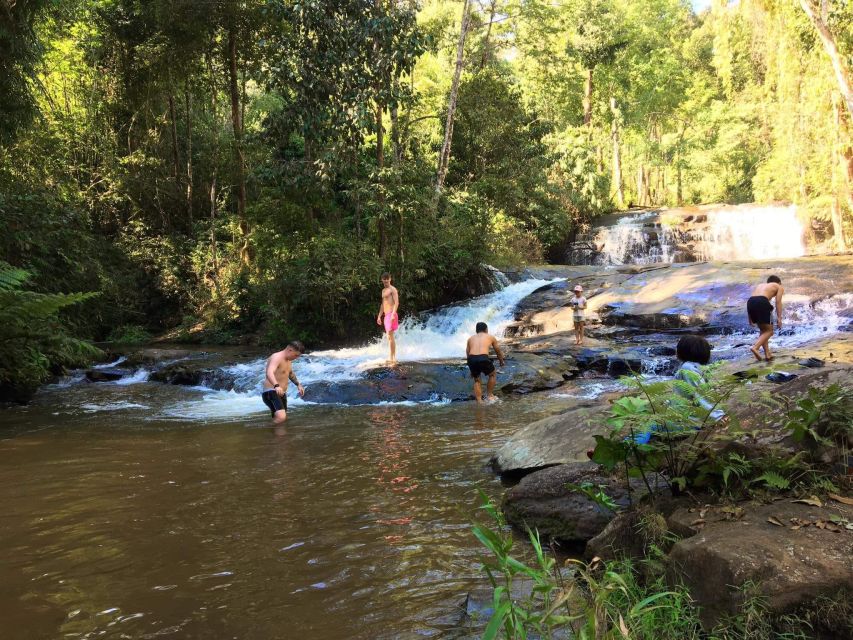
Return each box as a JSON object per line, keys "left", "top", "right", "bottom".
{"left": 159, "top": 278, "right": 562, "bottom": 418}
{"left": 584, "top": 203, "right": 806, "bottom": 265}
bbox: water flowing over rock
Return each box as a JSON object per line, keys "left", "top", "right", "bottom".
{"left": 568, "top": 204, "right": 807, "bottom": 265}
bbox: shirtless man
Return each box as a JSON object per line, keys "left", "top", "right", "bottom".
{"left": 746, "top": 275, "right": 784, "bottom": 361}
{"left": 261, "top": 341, "right": 306, "bottom": 430}
{"left": 376, "top": 272, "right": 399, "bottom": 364}
{"left": 465, "top": 322, "right": 506, "bottom": 404}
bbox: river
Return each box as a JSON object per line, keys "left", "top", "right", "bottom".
{"left": 0, "top": 278, "right": 598, "bottom": 639}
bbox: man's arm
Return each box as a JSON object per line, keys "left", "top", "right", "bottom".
{"left": 465, "top": 337, "right": 471, "bottom": 357}
{"left": 288, "top": 369, "right": 305, "bottom": 397}
{"left": 776, "top": 286, "right": 784, "bottom": 327}
{"left": 492, "top": 336, "right": 506, "bottom": 367}
{"left": 377, "top": 300, "right": 384, "bottom": 324}
{"left": 391, "top": 288, "right": 399, "bottom": 314}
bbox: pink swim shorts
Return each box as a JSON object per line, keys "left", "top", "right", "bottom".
{"left": 383, "top": 312, "right": 399, "bottom": 333}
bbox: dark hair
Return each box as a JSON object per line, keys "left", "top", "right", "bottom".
{"left": 287, "top": 340, "right": 306, "bottom": 354}
{"left": 676, "top": 335, "right": 711, "bottom": 365}
{"left": 767, "top": 275, "right": 781, "bottom": 284}
{"left": 381, "top": 272, "right": 392, "bottom": 281}
{"left": 476, "top": 322, "right": 488, "bottom": 334}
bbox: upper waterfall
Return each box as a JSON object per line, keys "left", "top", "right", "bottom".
{"left": 569, "top": 203, "right": 807, "bottom": 265}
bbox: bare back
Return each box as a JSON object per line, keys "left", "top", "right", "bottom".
{"left": 467, "top": 333, "right": 492, "bottom": 356}
{"left": 751, "top": 282, "right": 782, "bottom": 299}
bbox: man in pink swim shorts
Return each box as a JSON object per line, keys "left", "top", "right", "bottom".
{"left": 377, "top": 272, "right": 400, "bottom": 364}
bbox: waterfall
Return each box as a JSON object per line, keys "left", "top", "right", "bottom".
{"left": 583, "top": 204, "right": 806, "bottom": 265}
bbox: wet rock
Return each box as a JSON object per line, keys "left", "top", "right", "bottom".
{"left": 149, "top": 363, "right": 234, "bottom": 390}
{"left": 491, "top": 401, "right": 611, "bottom": 474}
{"left": 124, "top": 348, "right": 197, "bottom": 366}
{"left": 667, "top": 500, "right": 853, "bottom": 629}
{"left": 502, "top": 462, "right": 642, "bottom": 544}
{"left": 85, "top": 368, "right": 128, "bottom": 382}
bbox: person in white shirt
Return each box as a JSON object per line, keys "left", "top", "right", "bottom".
{"left": 570, "top": 285, "right": 587, "bottom": 345}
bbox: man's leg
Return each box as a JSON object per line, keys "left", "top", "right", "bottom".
{"left": 388, "top": 330, "right": 396, "bottom": 364}
{"left": 486, "top": 371, "right": 497, "bottom": 401}
{"left": 472, "top": 376, "right": 483, "bottom": 403}
{"left": 272, "top": 409, "right": 287, "bottom": 436}
{"left": 750, "top": 324, "right": 773, "bottom": 361}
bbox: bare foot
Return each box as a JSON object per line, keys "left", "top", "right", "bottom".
{"left": 486, "top": 395, "right": 498, "bottom": 403}
{"left": 750, "top": 347, "right": 762, "bottom": 362}
{"left": 765, "top": 355, "right": 774, "bottom": 362}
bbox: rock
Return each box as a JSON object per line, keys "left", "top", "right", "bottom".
{"left": 491, "top": 401, "right": 611, "bottom": 474}
{"left": 124, "top": 348, "right": 196, "bottom": 366}
{"left": 502, "top": 462, "right": 647, "bottom": 544}
{"left": 149, "top": 363, "right": 233, "bottom": 390}
{"left": 667, "top": 500, "right": 853, "bottom": 629}
{"left": 85, "top": 368, "right": 128, "bottom": 382}
{"left": 586, "top": 505, "right": 675, "bottom": 562}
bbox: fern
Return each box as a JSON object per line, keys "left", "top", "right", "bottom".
{"left": 751, "top": 471, "right": 790, "bottom": 491}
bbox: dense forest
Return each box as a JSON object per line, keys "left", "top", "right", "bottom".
{"left": 1, "top": 0, "right": 851, "bottom": 398}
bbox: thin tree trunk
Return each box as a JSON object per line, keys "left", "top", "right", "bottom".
{"left": 185, "top": 83, "right": 193, "bottom": 225}
{"left": 636, "top": 166, "right": 645, "bottom": 207}
{"left": 434, "top": 0, "right": 472, "bottom": 204}
{"left": 227, "top": 23, "right": 249, "bottom": 265}
{"left": 168, "top": 93, "right": 180, "bottom": 181}
{"left": 610, "top": 98, "right": 624, "bottom": 208}
{"left": 390, "top": 88, "right": 401, "bottom": 164}
{"left": 833, "top": 98, "right": 848, "bottom": 250}
{"left": 583, "top": 67, "right": 594, "bottom": 127}
{"left": 479, "top": 0, "right": 498, "bottom": 70}
{"left": 376, "top": 101, "right": 388, "bottom": 260}
{"left": 799, "top": 0, "right": 853, "bottom": 119}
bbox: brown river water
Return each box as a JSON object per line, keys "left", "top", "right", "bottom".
{"left": 0, "top": 376, "right": 585, "bottom": 639}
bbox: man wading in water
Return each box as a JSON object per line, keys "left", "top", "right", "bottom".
{"left": 747, "top": 275, "right": 784, "bottom": 361}
{"left": 262, "top": 341, "right": 305, "bottom": 434}
{"left": 377, "top": 273, "right": 399, "bottom": 364}
{"left": 466, "top": 322, "right": 506, "bottom": 404}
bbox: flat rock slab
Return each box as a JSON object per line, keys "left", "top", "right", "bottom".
{"left": 491, "top": 401, "right": 610, "bottom": 474}
{"left": 667, "top": 500, "right": 853, "bottom": 629}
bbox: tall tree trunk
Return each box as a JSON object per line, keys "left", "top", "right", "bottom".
{"left": 376, "top": 101, "right": 388, "bottom": 261}
{"left": 636, "top": 166, "right": 645, "bottom": 207}
{"left": 390, "top": 88, "right": 401, "bottom": 164}
{"left": 799, "top": 0, "right": 853, "bottom": 119}
{"left": 610, "top": 98, "right": 624, "bottom": 208}
{"left": 434, "top": 0, "right": 472, "bottom": 204}
{"left": 167, "top": 93, "right": 180, "bottom": 181}
{"left": 185, "top": 83, "right": 193, "bottom": 225}
{"left": 227, "top": 23, "right": 249, "bottom": 265}
{"left": 583, "top": 67, "right": 594, "bottom": 127}
{"left": 208, "top": 52, "right": 221, "bottom": 296}
{"left": 833, "top": 98, "right": 849, "bottom": 250}
{"left": 479, "top": 0, "right": 498, "bottom": 70}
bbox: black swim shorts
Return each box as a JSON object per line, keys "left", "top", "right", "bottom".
{"left": 467, "top": 354, "right": 495, "bottom": 378}
{"left": 262, "top": 388, "right": 287, "bottom": 416}
{"left": 747, "top": 295, "right": 774, "bottom": 325}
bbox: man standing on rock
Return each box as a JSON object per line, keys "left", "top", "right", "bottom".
{"left": 747, "top": 275, "right": 784, "bottom": 361}
{"left": 377, "top": 272, "right": 400, "bottom": 364}
{"left": 262, "top": 341, "right": 306, "bottom": 432}
{"left": 466, "top": 322, "right": 506, "bottom": 404}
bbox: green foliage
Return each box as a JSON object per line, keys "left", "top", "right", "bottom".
{"left": 473, "top": 491, "right": 704, "bottom": 639}
{"left": 0, "top": 261, "right": 101, "bottom": 400}
{"left": 784, "top": 383, "right": 853, "bottom": 448}
{"left": 566, "top": 482, "right": 619, "bottom": 513}
{"left": 107, "top": 325, "right": 152, "bottom": 345}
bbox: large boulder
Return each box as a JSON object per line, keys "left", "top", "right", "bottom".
{"left": 666, "top": 500, "right": 853, "bottom": 629}
{"left": 502, "top": 462, "right": 648, "bottom": 544}
{"left": 491, "top": 401, "right": 611, "bottom": 474}
{"left": 123, "top": 348, "right": 197, "bottom": 366}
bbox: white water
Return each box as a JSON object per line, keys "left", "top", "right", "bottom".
{"left": 158, "top": 278, "right": 561, "bottom": 419}
{"left": 595, "top": 204, "right": 806, "bottom": 264}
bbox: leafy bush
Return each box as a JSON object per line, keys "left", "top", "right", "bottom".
{"left": 0, "top": 262, "right": 101, "bottom": 401}
{"left": 107, "top": 324, "right": 152, "bottom": 345}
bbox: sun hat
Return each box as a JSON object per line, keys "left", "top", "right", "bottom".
{"left": 573, "top": 285, "right": 583, "bottom": 292}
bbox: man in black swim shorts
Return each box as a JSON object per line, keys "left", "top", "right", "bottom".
{"left": 262, "top": 341, "right": 306, "bottom": 431}
{"left": 747, "top": 275, "right": 784, "bottom": 361}
{"left": 465, "top": 322, "right": 506, "bottom": 404}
